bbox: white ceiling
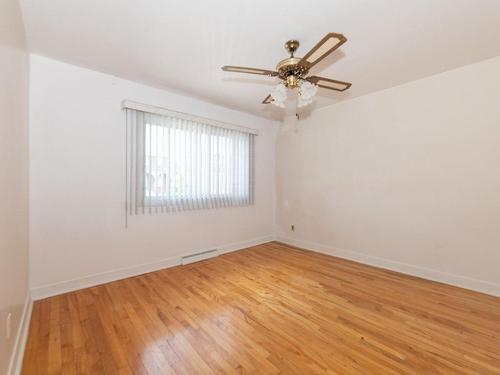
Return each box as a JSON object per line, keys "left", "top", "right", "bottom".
{"left": 20, "top": 0, "right": 500, "bottom": 119}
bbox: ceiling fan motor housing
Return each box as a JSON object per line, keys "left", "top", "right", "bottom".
{"left": 277, "top": 40, "right": 309, "bottom": 88}
{"left": 276, "top": 58, "right": 308, "bottom": 88}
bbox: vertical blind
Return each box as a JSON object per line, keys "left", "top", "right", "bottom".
{"left": 125, "top": 103, "right": 255, "bottom": 214}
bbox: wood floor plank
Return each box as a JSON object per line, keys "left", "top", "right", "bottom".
{"left": 22, "top": 242, "right": 500, "bottom": 374}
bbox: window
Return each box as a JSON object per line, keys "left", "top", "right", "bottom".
{"left": 125, "top": 102, "right": 255, "bottom": 214}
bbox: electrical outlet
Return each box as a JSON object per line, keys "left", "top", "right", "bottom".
{"left": 291, "top": 224, "right": 295, "bottom": 231}
{"left": 6, "top": 313, "right": 12, "bottom": 340}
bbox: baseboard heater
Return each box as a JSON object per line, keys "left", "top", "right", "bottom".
{"left": 181, "top": 249, "right": 218, "bottom": 265}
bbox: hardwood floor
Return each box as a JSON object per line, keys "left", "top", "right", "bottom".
{"left": 22, "top": 242, "right": 500, "bottom": 374}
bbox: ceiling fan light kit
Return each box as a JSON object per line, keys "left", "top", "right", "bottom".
{"left": 221, "top": 33, "right": 351, "bottom": 110}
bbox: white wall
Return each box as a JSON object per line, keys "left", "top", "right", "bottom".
{"left": 27, "top": 49, "right": 500, "bottom": 300}
{"left": 276, "top": 56, "right": 500, "bottom": 296}
{"left": 0, "top": 0, "right": 30, "bottom": 372}
{"left": 29, "top": 55, "right": 278, "bottom": 298}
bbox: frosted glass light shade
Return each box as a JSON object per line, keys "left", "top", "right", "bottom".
{"left": 297, "top": 80, "right": 318, "bottom": 107}
{"left": 270, "top": 83, "right": 287, "bottom": 108}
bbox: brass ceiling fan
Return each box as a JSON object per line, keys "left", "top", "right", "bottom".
{"left": 221, "top": 33, "right": 351, "bottom": 108}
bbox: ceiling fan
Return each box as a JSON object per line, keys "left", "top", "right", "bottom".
{"left": 221, "top": 33, "right": 351, "bottom": 108}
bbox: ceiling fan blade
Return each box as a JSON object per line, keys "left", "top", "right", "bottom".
{"left": 222, "top": 66, "right": 278, "bottom": 77}
{"left": 307, "top": 76, "right": 352, "bottom": 91}
{"left": 298, "top": 33, "right": 347, "bottom": 69}
{"left": 262, "top": 94, "right": 273, "bottom": 104}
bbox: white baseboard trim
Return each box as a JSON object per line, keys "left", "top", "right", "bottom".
{"left": 276, "top": 236, "right": 500, "bottom": 297}
{"left": 31, "top": 235, "right": 274, "bottom": 300}
{"left": 218, "top": 235, "right": 275, "bottom": 256}
{"left": 31, "top": 255, "right": 180, "bottom": 300}
{"left": 7, "top": 293, "right": 33, "bottom": 375}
